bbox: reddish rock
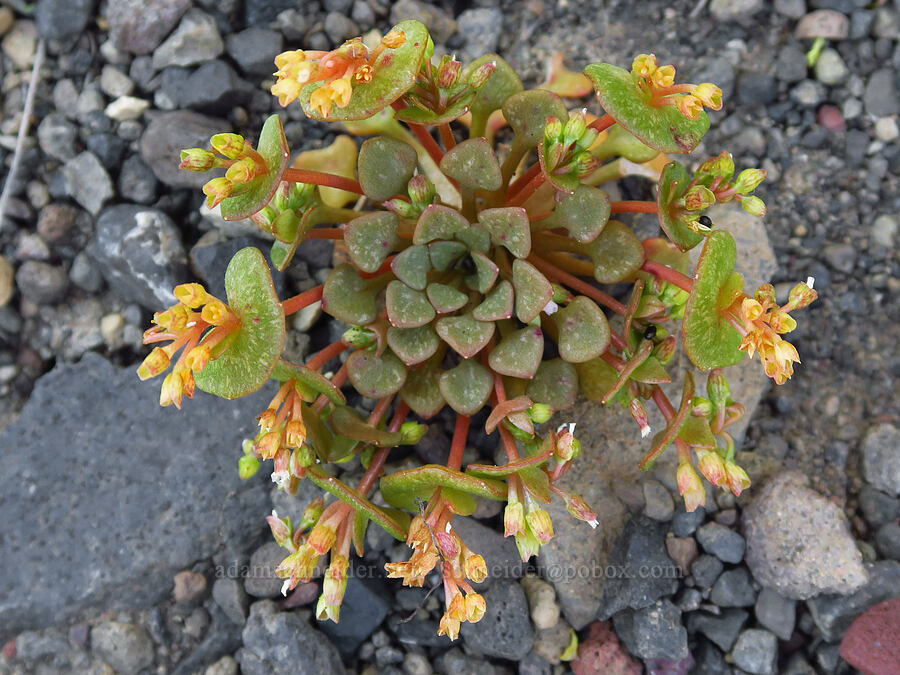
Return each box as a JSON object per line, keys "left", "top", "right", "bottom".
{"left": 281, "top": 581, "right": 319, "bottom": 609}
{"left": 817, "top": 104, "right": 846, "bottom": 132}
{"left": 572, "top": 621, "right": 641, "bottom": 675}
{"left": 839, "top": 597, "right": 900, "bottom": 675}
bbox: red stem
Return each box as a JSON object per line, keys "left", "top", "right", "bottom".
{"left": 588, "top": 113, "right": 616, "bottom": 133}
{"left": 641, "top": 259, "right": 694, "bottom": 293}
{"left": 651, "top": 386, "right": 676, "bottom": 422}
{"left": 281, "top": 285, "right": 323, "bottom": 315}
{"left": 498, "top": 424, "right": 521, "bottom": 461}
{"left": 357, "top": 401, "right": 410, "bottom": 495}
{"left": 609, "top": 200, "right": 658, "bottom": 215}
{"left": 409, "top": 124, "right": 444, "bottom": 164}
{"left": 438, "top": 123, "right": 456, "bottom": 151}
{"left": 447, "top": 414, "right": 470, "bottom": 471}
{"left": 367, "top": 394, "right": 395, "bottom": 426}
{"left": 506, "top": 162, "right": 542, "bottom": 199}
{"left": 281, "top": 168, "right": 362, "bottom": 195}
{"left": 506, "top": 169, "right": 545, "bottom": 207}
{"left": 306, "top": 340, "right": 348, "bottom": 371}
{"left": 305, "top": 228, "right": 344, "bottom": 240}
{"left": 527, "top": 254, "right": 628, "bottom": 319}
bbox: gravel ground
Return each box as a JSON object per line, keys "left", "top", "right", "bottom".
{"left": 0, "top": 0, "right": 898, "bottom": 674}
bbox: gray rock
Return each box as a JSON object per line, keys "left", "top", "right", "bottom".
{"left": 864, "top": 68, "right": 900, "bottom": 117}
{"left": 696, "top": 522, "right": 745, "bottom": 564}
{"left": 86, "top": 133, "right": 126, "bottom": 169}
{"left": 814, "top": 48, "right": 849, "bottom": 85}
{"left": 710, "top": 567, "right": 757, "bottom": 607}
{"left": 453, "top": 516, "right": 522, "bottom": 587}
{"left": 754, "top": 587, "right": 796, "bottom": 640}
{"left": 15, "top": 627, "right": 69, "bottom": 661}
{"left": 743, "top": 472, "right": 867, "bottom": 600}
{"left": 238, "top": 600, "right": 345, "bottom": 675}
{"left": 35, "top": 0, "right": 93, "bottom": 43}
{"left": 791, "top": 79, "right": 826, "bottom": 107}
{"left": 598, "top": 515, "right": 680, "bottom": 619}
{"left": 671, "top": 506, "right": 705, "bottom": 537}
{"left": 643, "top": 479, "right": 675, "bottom": 521}
{"left": 118, "top": 155, "right": 159, "bottom": 204}
{"left": 319, "top": 577, "right": 391, "bottom": 657}
{"left": 243, "top": 542, "right": 288, "bottom": 598}
{"left": 108, "top": 0, "right": 191, "bottom": 54}
{"left": 774, "top": 0, "right": 807, "bottom": 19}
{"left": 455, "top": 8, "right": 503, "bottom": 62}
{"left": 213, "top": 577, "right": 249, "bottom": 625}
{"left": 806, "top": 560, "right": 900, "bottom": 641}
{"left": 244, "top": 0, "right": 295, "bottom": 27}
{"left": 775, "top": 45, "right": 810, "bottom": 84}
{"left": 875, "top": 522, "right": 900, "bottom": 561}
{"left": 613, "top": 599, "right": 688, "bottom": 660}
{"left": 70, "top": 251, "right": 104, "bottom": 293}
{"left": 190, "top": 235, "right": 285, "bottom": 301}
{"left": 862, "top": 424, "right": 900, "bottom": 496}
{"left": 37, "top": 113, "right": 78, "bottom": 161}
{"left": 141, "top": 110, "right": 228, "bottom": 188}
{"left": 15, "top": 261, "right": 68, "bottom": 304}
{"left": 737, "top": 72, "right": 778, "bottom": 105}
{"left": 859, "top": 485, "right": 900, "bottom": 529}
{"left": 171, "top": 605, "right": 242, "bottom": 675}
{"left": 795, "top": 9, "right": 850, "bottom": 39}
{"left": 390, "top": 0, "right": 458, "bottom": 42}
{"left": 100, "top": 64, "right": 135, "bottom": 98}
{"left": 90, "top": 621, "right": 155, "bottom": 675}
{"left": 690, "top": 555, "right": 724, "bottom": 589}
{"left": 822, "top": 242, "right": 857, "bottom": 273}
{"left": 460, "top": 580, "right": 534, "bottom": 660}
{"left": 323, "top": 12, "right": 359, "bottom": 44}
{"left": 710, "top": 0, "right": 764, "bottom": 20}
{"left": 180, "top": 60, "right": 253, "bottom": 113}
{"left": 226, "top": 28, "right": 284, "bottom": 76}
{"left": 686, "top": 608, "right": 748, "bottom": 651}
{"left": 0, "top": 353, "right": 272, "bottom": 640}
{"left": 692, "top": 640, "right": 729, "bottom": 674}
{"left": 152, "top": 9, "right": 224, "bottom": 70}
{"left": 732, "top": 628, "right": 777, "bottom": 674}
{"left": 88, "top": 204, "right": 189, "bottom": 309}
{"left": 61, "top": 152, "right": 114, "bottom": 215}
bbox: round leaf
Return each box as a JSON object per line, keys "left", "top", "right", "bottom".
{"left": 386, "top": 280, "right": 436, "bottom": 328}
{"left": 657, "top": 162, "right": 704, "bottom": 251}
{"left": 440, "top": 138, "right": 503, "bottom": 191}
{"left": 478, "top": 207, "right": 531, "bottom": 259}
{"left": 682, "top": 230, "right": 744, "bottom": 370}
{"left": 195, "top": 247, "right": 285, "bottom": 398}
{"left": 554, "top": 296, "right": 610, "bottom": 363}
{"left": 381, "top": 465, "right": 506, "bottom": 514}
{"left": 414, "top": 204, "right": 469, "bottom": 244}
{"left": 400, "top": 363, "right": 445, "bottom": 418}
{"left": 346, "top": 348, "right": 408, "bottom": 398}
{"left": 582, "top": 220, "right": 645, "bottom": 283}
{"left": 387, "top": 325, "right": 440, "bottom": 365}
{"left": 512, "top": 258, "right": 553, "bottom": 323}
{"left": 488, "top": 327, "right": 544, "bottom": 379}
{"left": 584, "top": 62, "right": 710, "bottom": 154}
{"left": 391, "top": 244, "right": 431, "bottom": 290}
{"left": 472, "top": 280, "right": 513, "bottom": 321}
{"left": 321, "top": 264, "right": 379, "bottom": 325}
{"left": 220, "top": 115, "right": 290, "bottom": 221}
{"left": 358, "top": 136, "right": 418, "bottom": 201}
{"left": 526, "top": 359, "right": 579, "bottom": 410}
{"left": 426, "top": 283, "right": 468, "bottom": 314}
{"left": 435, "top": 313, "right": 494, "bottom": 358}
{"left": 466, "top": 250, "right": 499, "bottom": 294}
{"left": 299, "top": 20, "right": 430, "bottom": 121}
{"left": 439, "top": 358, "right": 493, "bottom": 415}
{"left": 454, "top": 224, "right": 490, "bottom": 253}
{"left": 345, "top": 211, "right": 399, "bottom": 273}
{"left": 502, "top": 90, "right": 568, "bottom": 149}
{"left": 463, "top": 54, "right": 523, "bottom": 131}
{"left": 427, "top": 240, "right": 467, "bottom": 271}
{"left": 540, "top": 184, "right": 611, "bottom": 244}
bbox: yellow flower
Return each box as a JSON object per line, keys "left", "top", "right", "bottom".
{"left": 465, "top": 593, "right": 486, "bottom": 622}
{"left": 437, "top": 613, "right": 461, "bottom": 641}
{"left": 676, "top": 462, "right": 705, "bottom": 512}
{"left": 693, "top": 83, "right": 723, "bottom": 110}
{"left": 723, "top": 461, "right": 751, "bottom": 496}
{"left": 309, "top": 86, "right": 334, "bottom": 118}
{"left": 271, "top": 78, "right": 303, "bottom": 107}
{"left": 328, "top": 77, "right": 353, "bottom": 107}
{"left": 632, "top": 53, "right": 658, "bottom": 78}
{"left": 651, "top": 64, "right": 676, "bottom": 88}
{"left": 676, "top": 95, "right": 704, "bottom": 120}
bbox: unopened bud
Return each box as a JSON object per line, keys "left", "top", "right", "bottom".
{"left": 525, "top": 507, "right": 554, "bottom": 543}
{"left": 382, "top": 197, "right": 418, "bottom": 219}
{"left": 202, "top": 177, "right": 234, "bottom": 209}
{"left": 342, "top": 326, "right": 376, "bottom": 348}
{"left": 652, "top": 335, "right": 676, "bottom": 365}
{"left": 174, "top": 282, "right": 209, "bottom": 309}
{"left": 691, "top": 396, "right": 713, "bottom": 418}
{"left": 706, "top": 369, "right": 730, "bottom": 408}
{"left": 437, "top": 58, "right": 462, "bottom": 89}
{"left": 695, "top": 151, "right": 734, "bottom": 183}
{"left": 467, "top": 61, "right": 496, "bottom": 89}
{"left": 527, "top": 403, "right": 553, "bottom": 424}
{"left": 734, "top": 168, "right": 766, "bottom": 194}
{"left": 504, "top": 502, "right": 525, "bottom": 537}
{"left": 179, "top": 148, "right": 217, "bottom": 172}
{"left": 786, "top": 281, "right": 817, "bottom": 311}
{"left": 696, "top": 449, "right": 726, "bottom": 486}
{"left": 137, "top": 347, "right": 170, "bottom": 380}
{"left": 238, "top": 453, "right": 260, "bottom": 480}
{"left": 555, "top": 430, "right": 580, "bottom": 462}
{"left": 400, "top": 421, "right": 428, "bottom": 445}
{"left": 294, "top": 444, "right": 315, "bottom": 469}
{"left": 307, "top": 523, "right": 337, "bottom": 555}
{"left": 768, "top": 309, "right": 797, "bottom": 333}
{"left": 551, "top": 283, "right": 571, "bottom": 304}
{"left": 723, "top": 460, "right": 750, "bottom": 497}
{"left": 266, "top": 511, "right": 293, "bottom": 547}
{"left": 676, "top": 462, "right": 705, "bottom": 512}
{"left": 464, "top": 553, "right": 488, "bottom": 583}
{"left": 754, "top": 283, "right": 776, "bottom": 305}
{"left": 407, "top": 174, "right": 436, "bottom": 205}
{"left": 739, "top": 194, "right": 766, "bottom": 217}
{"left": 300, "top": 496, "right": 326, "bottom": 530}
{"left": 435, "top": 531, "right": 461, "bottom": 558}
{"left": 465, "top": 592, "right": 486, "bottom": 622}
{"left": 571, "top": 151, "right": 598, "bottom": 177}
{"left": 563, "top": 492, "right": 599, "bottom": 528}
{"left": 563, "top": 111, "right": 587, "bottom": 146}
{"left": 210, "top": 133, "right": 246, "bottom": 159}
{"left": 683, "top": 185, "right": 716, "bottom": 212}
{"left": 544, "top": 115, "right": 564, "bottom": 143}
{"left": 627, "top": 398, "right": 651, "bottom": 439}
{"left": 225, "top": 157, "right": 257, "bottom": 184}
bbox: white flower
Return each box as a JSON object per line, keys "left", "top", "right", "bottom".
{"left": 640, "top": 423, "right": 652, "bottom": 439}
{"left": 281, "top": 579, "right": 291, "bottom": 597}
{"left": 806, "top": 276, "right": 815, "bottom": 289}
{"left": 271, "top": 470, "right": 290, "bottom": 490}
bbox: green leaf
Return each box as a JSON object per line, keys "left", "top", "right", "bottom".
{"left": 466, "top": 435, "right": 555, "bottom": 477}
{"left": 643, "top": 236, "right": 691, "bottom": 274}
{"left": 358, "top": 136, "right": 418, "bottom": 201}
{"left": 269, "top": 205, "right": 326, "bottom": 272}
{"left": 427, "top": 240, "right": 467, "bottom": 271}
{"left": 386, "top": 280, "right": 436, "bottom": 328}
{"left": 582, "top": 220, "right": 645, "bottom": 284}
{"left": 466, "top": 250, "right": 499, "bottom": 293}
{"left": 575, "top": 357, "right": 619, "bottom": 402}
{"left": 426, "top": 283, "right": 468, "bottom": 314}
{"left": 682, "top": 230, "right": 745, "bottom": 370}
{"left": 346, "top": 348, "right": 408, "bottom": 398}
{"left": 454, "top": 224, "right": 490, "bottom": 253}
{"left": 472, "top": 279, "right": 513, "bottom": 321}
{"left": 270, "top": 358, "right": 346, "bottom": 405}
{"left": 513, "top": 258, "right": 553, "bottom": 323}
{"left": 439, "top": 358, "right": 493, "bottom": 415}
{"left": 657, "top": 162, "right": 704, "bottom": 251}
{"left": 345, "top": 211, "right": 399, "bottom": 273}
{"left": 640, "top": 372, "right": 695, "bottom": 469}
{"left": 299, "top": 20, "right": 430, "bottom": 121}
{"left": 400, "top": 363, "right": 445, "bottom": 417}
{"left": 630, "top": 356, "right": 671, "bottom": 384}
{"left": 488, "top": 326, "right": 544, "bottom": 379}
{"left": 220, "top": 115, "right": 290, "bottom": 221}
{"left": 554, "top": 296, "right": 610, "bottom": 363}
{"left": 526, "top": 359, "right": 579, "bottom": 410}
{"left": 435, "top": 312, "right": 494, "bottom": 358}
{"left": 537, "top": 140, "right": 581, "bottom": 195}
{"left": 503, "top": 90, "right": 568, "bottom": 149}
{"left": 414, "top": 204, "right": 468, "bottom": 244}
{"left": 440, "top": 138, "right": 502, "bottom": 191}
{"left": 195, "top": 248, "right": 284, "bottom": 398}
{"left": 584, "top": 62, "right": 710, "bottom": 154}
{"left": 307, "top": 465, "right": 410, "bottom": 540}
{"left": 463, "top": 54, "right": 523, "bottom": 134}
{"left": 381, "top": 465, "right": 507, "bottom": 514}
{"left": 301, "top": 404, "right": 334, "bottom": 460}
{"left": 478, "top": 207, "right": 531, "bottom": 258}
{"left": 330, "top": 405, "right": 403, "bottom": 447}
{"left": 321, "top": 264, "right": 379, "bottom": 325}
{"left": 394, "top": 87, "right": 476, "bottom": 125}
{"left": 391, "top": 244, "right": 431, "bottom": 290}
{"left": 678, "top": 415, "right": 716, "bottom": 449}
{"left": 592, "top": 123, "right": 660, "bottom": 163}
{"left": 540, "top": 184, "right": 610, "bottom": 243}
{"left": 386, "top": 325, "right": 440, "bottom": 365}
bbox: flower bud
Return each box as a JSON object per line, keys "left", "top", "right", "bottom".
{"left": 525, "top": 507, "right": 554, "bottom": 543}
{"left": 137, "top": 347, "right": 170, "bottom": 380}
{"left": 563, "top": 111, "right": 587, "bottom": 146}
{"left": 571, "top": 151, "right": 598, "bottom": 177}
{"left": 294, "top": 444, "right": 316, "bottom": 469}
{"left": 692, "top": 83, "right": 723, "bottom": 110}
{"left": 435, "top": 530, "right": 461, "bottom": 558}
{"left": 184, "top": 344, "right": 210, "bottom": 372}
{"left": 307, "top": 522, "right": 337, "bottom": 555}
{"left": 786, "top": 280, "right": 817, "bottom": 310}
{"left": 683, "top": 185, "right": 716, "bottom": 212}
{"left": 691, "top": 396, "right": 713, "bottom": 418}
{"left": 400, "top": 421, "right": 428, "bottom": 445}
{"left": 238, "top": 453, "right": 260, "bottom": 480}
{"left": 300, "top": 496, "right": 326, "bottom": 531}
{"left": 266, "top": 511, "right": 294, "bottom": 547}
{"left": 342, "top": 326, "right": 376, "bottom": 349}
{"left": 467, "top": 61, "right": 496, "bottom": 90}
{"left": 466, "top": 592, "right": 486, "bottom": 622}
{"left": 179, "top": 148, "right": 217, "bottom": 172}
{"left": 527, "top": 403, "right": 553, "bottom": 425}
{"left": 504, "top": 502, "right": 525, "bottom": 537}
{"left": 628, "top": 398, "right": 652, "bottom": 439}
{"left": 723, "top": 460, "right": 750, "bottom": 496}
{"left": 437, "top": 58, "right": 462, "bottom": 89}
{"left": 695, "top": 151, "right": 734, "bottom": 183}
{"left": 544, "top": 115, "right": 564, "bottom": 143}
{"left": 695, "top": 449, "right": 726, "bottom": 486}
{"left": 563, "top": 492, "right": 599, "bottom": 528}
{"left": 225, "top": 157, "right": 257, "bottom": 184}
{"left": 706, "top": 369, "right": 731, "bottom": 408}
{"left": 289, "top": 447, "right": 308, "bottom": 479}
{"left": 407, "top": 175, "right": 436, "bottom": 205}
{"left": 464, "top": 553, "right": 488, "bottom": 584}
{"left": 739, "top": 194, "right": 766, "bottom": 217}
{"left": 551, "top": 284, "right": 571, "bottom": 304}
{"left": 676, "top": 462, "right": 705, "bottom": 512}
{"left": 202, "top": 177, "right": 234, "bottom": 209}
{"left": 555, "top": 429, "right": 581, "bottom": 462}
{"left": 210, "top": 133, "right": 246, "bottom": 159}
{"left": 514, "top": 527, "right": 541, "bottom": 562}
{"left": 382, "top": 197, "right": 418, "bottom": 219}
{"left": 734, "top": 168, "right": 766, "bottom": 194}
{"left": 652, "top": 335, "right": 676, "bottom": 365}
{"left": 174, "top": 282, "right": 209, "bottom": 309}
{"left": 768, "top": 309, "right": 797, "bottom": 334}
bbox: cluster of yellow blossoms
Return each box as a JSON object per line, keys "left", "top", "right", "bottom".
{"left": 735, "top": 279, "right": 817, "bottom": 385}
{"left": 254, "top": 379, "right": 309, "bottom": 491}
{"left": 137, "top": 283, "right": 238, "bottom": 408}
{"left": 271, "top": 29, "right": 406, "bottom": 117}
{"left": 631, "top": 54, "right": 723, "bottom": 120}
{"left": 179, "top": 133, "right": 269, "bottom": 209}
{"left": 386, "top": 506, "right": 487, "bottom": 640}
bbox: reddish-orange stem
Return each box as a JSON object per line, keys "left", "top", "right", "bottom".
{"left": 507, "top": 169, "right": 545, "bottom": 207}
{"left": 368, "top": 394, "right": 395, "bottom": 426}
{"left": 447, "top": 414, "right": 470, "bottom": 471}
{"left": 305, "top": 228, "right": 344, "bottom": 240}
{"left": 651, "top": 386, "right": 676, "bottom": 422}
{"left": 438, "top": 123, "right": 456, "bottom": 151}
{"left": 409, "top": 124, "right": 443, "bottom": 164}
{"left": 506, "top": 162, "right": 542, "bottom": 199}
{"left": 281, "top": 168, "right": 362, "bottom": 194}
{"left": 306, "top": 340, "right": 348, "bottom": 371}
{"left": 642, "top": 259, "right": 694, "bottom": 293}
{"left": 527, "top": 254, "right": 628, "bottom": 318}
{"left": 588, "top": 113, "right": 616, "bottom": 133}
{"left": 358, "top": 401, "right": 410, "bottom": 495}
{"left": 281, "top": 285, "right": 323, "bottom": 315}
{"left": 610, "top": 200, "right": 658, "bottom": 214}
{"left": 498, "top": 424, "right": 521, "bottom": 461}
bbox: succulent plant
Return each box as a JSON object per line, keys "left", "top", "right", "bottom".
{"left": 139, "top": 23, "right": 817, "bottom": 639}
